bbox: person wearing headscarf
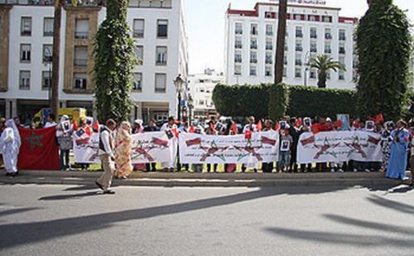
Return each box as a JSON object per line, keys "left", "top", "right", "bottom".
{"left": 0, "top": 119, "right": 21, "bottom": 176}
{"left": 132, "top": 119, "right": 145, "bottom": 171}
{"left": 386, "top": 120, "right": 410, "bottom": 180}
{"left": 380, "top": 121, "right": 394, "bottom": 172}
{"left": 115, "top": 121, "right": 133, "bottom": 178}
{"left": 56, "top": 115, "right": 73, "bottom": 171}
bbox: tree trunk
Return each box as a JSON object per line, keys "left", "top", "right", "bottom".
{"left": 51, "top": 0, "right": 62, "bottom": 117}
{"left": 318, "top": 70, "right": 327, "bottom": 88}
{"left": 274, "top": 0, "right": 287, "bottom": 84}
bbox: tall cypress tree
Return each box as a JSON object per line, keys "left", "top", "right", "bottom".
{"left": 356, "top": 0, "right": 412, "bottom": 120}
{"left": 93, "top": 0, "right": 136, "bottom": 122}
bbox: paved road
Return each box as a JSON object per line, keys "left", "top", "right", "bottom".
{"left": 0, "top": 184, "right": 413, "bottom": 256}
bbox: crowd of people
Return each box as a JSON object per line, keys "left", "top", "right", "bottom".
{"left": 1, "top": 114, "right": 414, "bottom": 193}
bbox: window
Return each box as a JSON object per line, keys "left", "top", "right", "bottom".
{"left": 73, "top": 73, "right": 87, "bottom": 89}
{"left": 234, "top": 64, "right": 241, "bottom": 75}
{"left": 74, "top": 46, "right": 88, "bottom": 66}
{"left": 250, "top": 51, "right": 257, "bottom": 63}
{"left": 325, "top": 28, "right": 332, "bottom": 39}
{"left": 339, "top": 29, "right": 346, "bottom": 41}
{"left": 339, "top": 43, "right": 346, "bottom": 54}
{"left": 199, "top": 100, "right": 205, "bottom": 106}
{"left": 249, "top": 65, "right": 256, "bottom": 76}
{"left": 265, "top": 52, "right": 272, "bottom": 64}
{"left": 283, "top": 67, "right": 287, "bottom": 77}
{"left": 21, "top": 17, "right": 32, "bottom": 36}
{"left": 294, "top": 14, "right": 302, "bottom": 20}
{"left": 310, "top": 27, "right": 317, "bottom": 39}
{"left": 284, "top": 55, "right": 287, "bottom": 65}
{"left": 75, "top": 19, "right": 89, "bottom": 39}
{"left": 235, "top": 23, "right": 243, "bottom": 34}
{"left": 250, "top": 24, "right": 258, "bottom": 35}
{"left": 135, "top": 45, "right": 143, "bottom": 64}
{"left": 43, "top": 44, "right": 53, "bottom": 62}
{"left": 265, "top": 66, "right": 272, "bottom": 77}
{"left": 339, "top": 56, "right": 345, "bottom": 67}
{"left": 310, "top": 41, "right": 317, "bottom": 53}
{"left": 310, "top": 69, "right": 316, "bottom": 79}
{"left": 133, "top": 19, "right": 144, "bottom": 38}
{"left": 155, "top": 73, "right": 166, "bottom": 92}
{"left": 322, "top": 16, "right": 332, "bottom": 23}
{"left": 19, "top": 70, "right": 30, "bottom": 89}
{"left": 295, "top": 26, "right": 303, "bottom": 38}
{"left": 295, "top": 67, "right": 301, "bottom": 78}
{"left": 250, "top": 38, "right": 257, "bottom": 49}
{"left": 295, "top": 40, "right": 302, "bottom": 52}
{"left": 324, "top": 43, "right": 331, "bottom": 54}
{"left": 265, "top": 24, "right": 273, "bottom": 36}
{"left": 132, "top": 73, "right": 142, "bottom": 91}
{"left": 156, "top": 46, "right": 167, "bottom": 65}
{"left": 157, "top": 19, "right": 168, "bottom": 38}
{"left": 234, "top": 51, "right": 242, "bottom": 63}
{"left": 235, "top": 37, "right": 242, "bottom": 49}
{"left": 308, "top": 15, "right": 318, "bottom": 22}
{"left": 20, "top": 44, "right": 31, "bottom": 62}
{"left": 199, "top": 87, "right": 205, "bottom": 93}
{"left": 265, "top": 37, "right": 272, "bottom": 50}
{"left": 265, "top": 12, "right": 276, "bottom": 19}
{"left": 43, "top": 18, "right": 54, "bottom": 36}
{"left": 295, "top": 53, "right": 302, "bottom": 66}
{"left": 338, "top": 70, "right": 345, "bottom": 80}
{"left": 42, "top": 71, "right": 52, "bottom": 89}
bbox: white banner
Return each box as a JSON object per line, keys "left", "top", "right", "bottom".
{"left": 73, "top": 131, "right": 176, "bottom": 164}
{"left": 297, "top": 131, "right": 382, "bottom": 164}
{"left": 179, "top": 131, "right": 279, "bottom": 164}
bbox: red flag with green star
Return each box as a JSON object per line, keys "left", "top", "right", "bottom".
{"left": 18, "top": 126, "right": 60, "bottom": 170}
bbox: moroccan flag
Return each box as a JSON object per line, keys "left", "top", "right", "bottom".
{"left": 18, "top": 127, "right": 60, "bottom": 170}
{"left": 189, "top": 125, "right": 195, "bottom": 133}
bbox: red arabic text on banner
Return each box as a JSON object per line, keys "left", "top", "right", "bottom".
{"left": 18, "top": 127, "right": 60, "bottom": 170}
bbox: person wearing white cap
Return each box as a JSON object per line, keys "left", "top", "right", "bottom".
{"left": 133, "top": 119, "right": 144, "bottom": 134}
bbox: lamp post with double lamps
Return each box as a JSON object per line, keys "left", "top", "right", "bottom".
{"left": 174, "top": 74, "right": 184, "bottom": 121}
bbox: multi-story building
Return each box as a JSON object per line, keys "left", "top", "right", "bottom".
{"left": 187, "top": 68, "right": 223, "bottom": 119}
{"left": 225, "top": 1, "right": 357, "bottom": 89}
{"left": 0, "top": 0, "right": 188, "bottom": 123}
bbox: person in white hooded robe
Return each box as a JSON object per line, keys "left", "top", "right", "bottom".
{"left": 1, "top": 119, "right": 21, "bottom": 176}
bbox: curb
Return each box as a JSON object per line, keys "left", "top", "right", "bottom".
{"left": 0, "top": 170, "right": 408, "bottom": 187}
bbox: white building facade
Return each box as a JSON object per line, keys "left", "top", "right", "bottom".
{"left": 225, "top": 1, "right": 357, "bottom": 89}
{"left": 0, "top": 0, "right": 188, "bottom": 123}
{"left": 187, "top": 68, "right": 224, "bottom": 119}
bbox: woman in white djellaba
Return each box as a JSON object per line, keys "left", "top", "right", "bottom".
{"left": 0, "top": 119, "right": 21, "bottom": 176}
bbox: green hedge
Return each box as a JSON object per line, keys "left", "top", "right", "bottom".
{"left": 213, "top": 83, "right": 357, "bottom": 119}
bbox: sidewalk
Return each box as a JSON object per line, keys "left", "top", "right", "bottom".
{"left": 0, "top": 170, "right": 409, "bottom": 187}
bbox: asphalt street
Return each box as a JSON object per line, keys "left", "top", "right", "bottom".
{"left": 0, "top": 183, "right": 413, "bottom": 256}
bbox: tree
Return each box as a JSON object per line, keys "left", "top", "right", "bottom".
{"left": 274, "top": 0, "right": 287, "bottom": 84}
{"left": 309, "top": 54, "right": 346, "bottom": 88}
{"left": 356, "top": 0, "right": 412, "bottom": 119}
{"left": 51, "top": 0, "right": 62, "bottom": 117}
{"left": 93, "top": 0, "right": 137, "bottom": 122}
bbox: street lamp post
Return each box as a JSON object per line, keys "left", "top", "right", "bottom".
{"left": 187, "top": 94, "right": 193, "bottom": 125}
{"left": 174, "top": 74, "right": 184, "bottom": 121}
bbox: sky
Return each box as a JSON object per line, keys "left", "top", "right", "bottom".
{"left": 184, "top": 0, "right": 414, "bottom": 75}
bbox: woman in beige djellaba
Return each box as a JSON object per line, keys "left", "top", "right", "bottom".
{"left": 115, "top": 121, "right": 133, "bottom": 178}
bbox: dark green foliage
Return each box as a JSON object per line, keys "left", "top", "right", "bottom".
{"left": 268, "top": 83, "right": 289, "bottom": 119}
{"left": 93, "top": 0, "right": 137, "bottom": 122}
{"left": 213, "top": 84, "right": 357, "bottom": 119}
{"left": 356, "top": 0, "right": 412, "bottom": 120}
{"left": 287, "top": 86, "right": 356, "bottom": 118}
{"left": 212, "top": 84, "right": 270, "bottom": 119}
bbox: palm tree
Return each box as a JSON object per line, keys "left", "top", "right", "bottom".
{"left": 309, "top": 54, "right": 346, "bottom": 88}
{"left": 274, "top": 0, "right": 287, "bottom": 84}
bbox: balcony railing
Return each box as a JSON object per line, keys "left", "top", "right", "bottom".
{"left": 74, "top": 58, "right": 87, "bottom": 66}
{"left": 75, "top": 32, "right": 89, "bottom": 39}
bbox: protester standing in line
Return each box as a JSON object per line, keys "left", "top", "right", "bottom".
{"left": 191, "top": 123, "right": 205, "bottom": 173}
{"left": 144, "top": 118, "right": 159, "bottom": 172}
{"left": 205, "top": 117, "right": 219, "bottom": 173}
{"left": 78, "top": 117, "right": 92, "bottom": 171}
{"left": 224, "top": 119, "right": 238, "bottom": 173}
{"left": 44, "top": 113, "right": 57, "bottom": 128}
{"left": 262, "top": 119, "right": 274, "bottom": 173}
{"left": 160, "top": 117, "right": 177, "bottom": 172}
{"left": 298, "top": 124, "right": 312, "bottom": 172}
{"left": 56, "top": 115, "right": 73, "bottom": 171}
{"left": 278, "top": 125, "right": 293, "bottom": 172}
{"left": 96, "top": 119, "right": 117, "bottom": 194}
{"left": 177, "top": 121, "right": 190, "bottom": 172}
{"left": 115, "top": 121, "right": 133, "bottom": 179}
{"left": 288, "top": 117, "right": 300, "bottom": 173}
{"left": 0, "top": 119, "right": 21, "bottom": 177}
{"left": 386, "top": 120, "right": 410, "bottom": 180}
{"left": 0, "top": 117, "right": 5, "bottom": 168}
{"left": 132, "top": 119, "right": 146, "bottom": 171}
{"left": 242, "top": 116, "right": 258, "bottom": 172}
{"left": 410, "top": 125, "right": 414, "bottom": 186}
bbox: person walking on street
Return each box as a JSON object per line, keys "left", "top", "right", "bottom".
{"left": 96, "top": 119, "right": 117, "bottom": 194}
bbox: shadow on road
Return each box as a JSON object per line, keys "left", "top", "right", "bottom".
{"left": 0, "top": 185, "right": 352, "bottom": 249}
